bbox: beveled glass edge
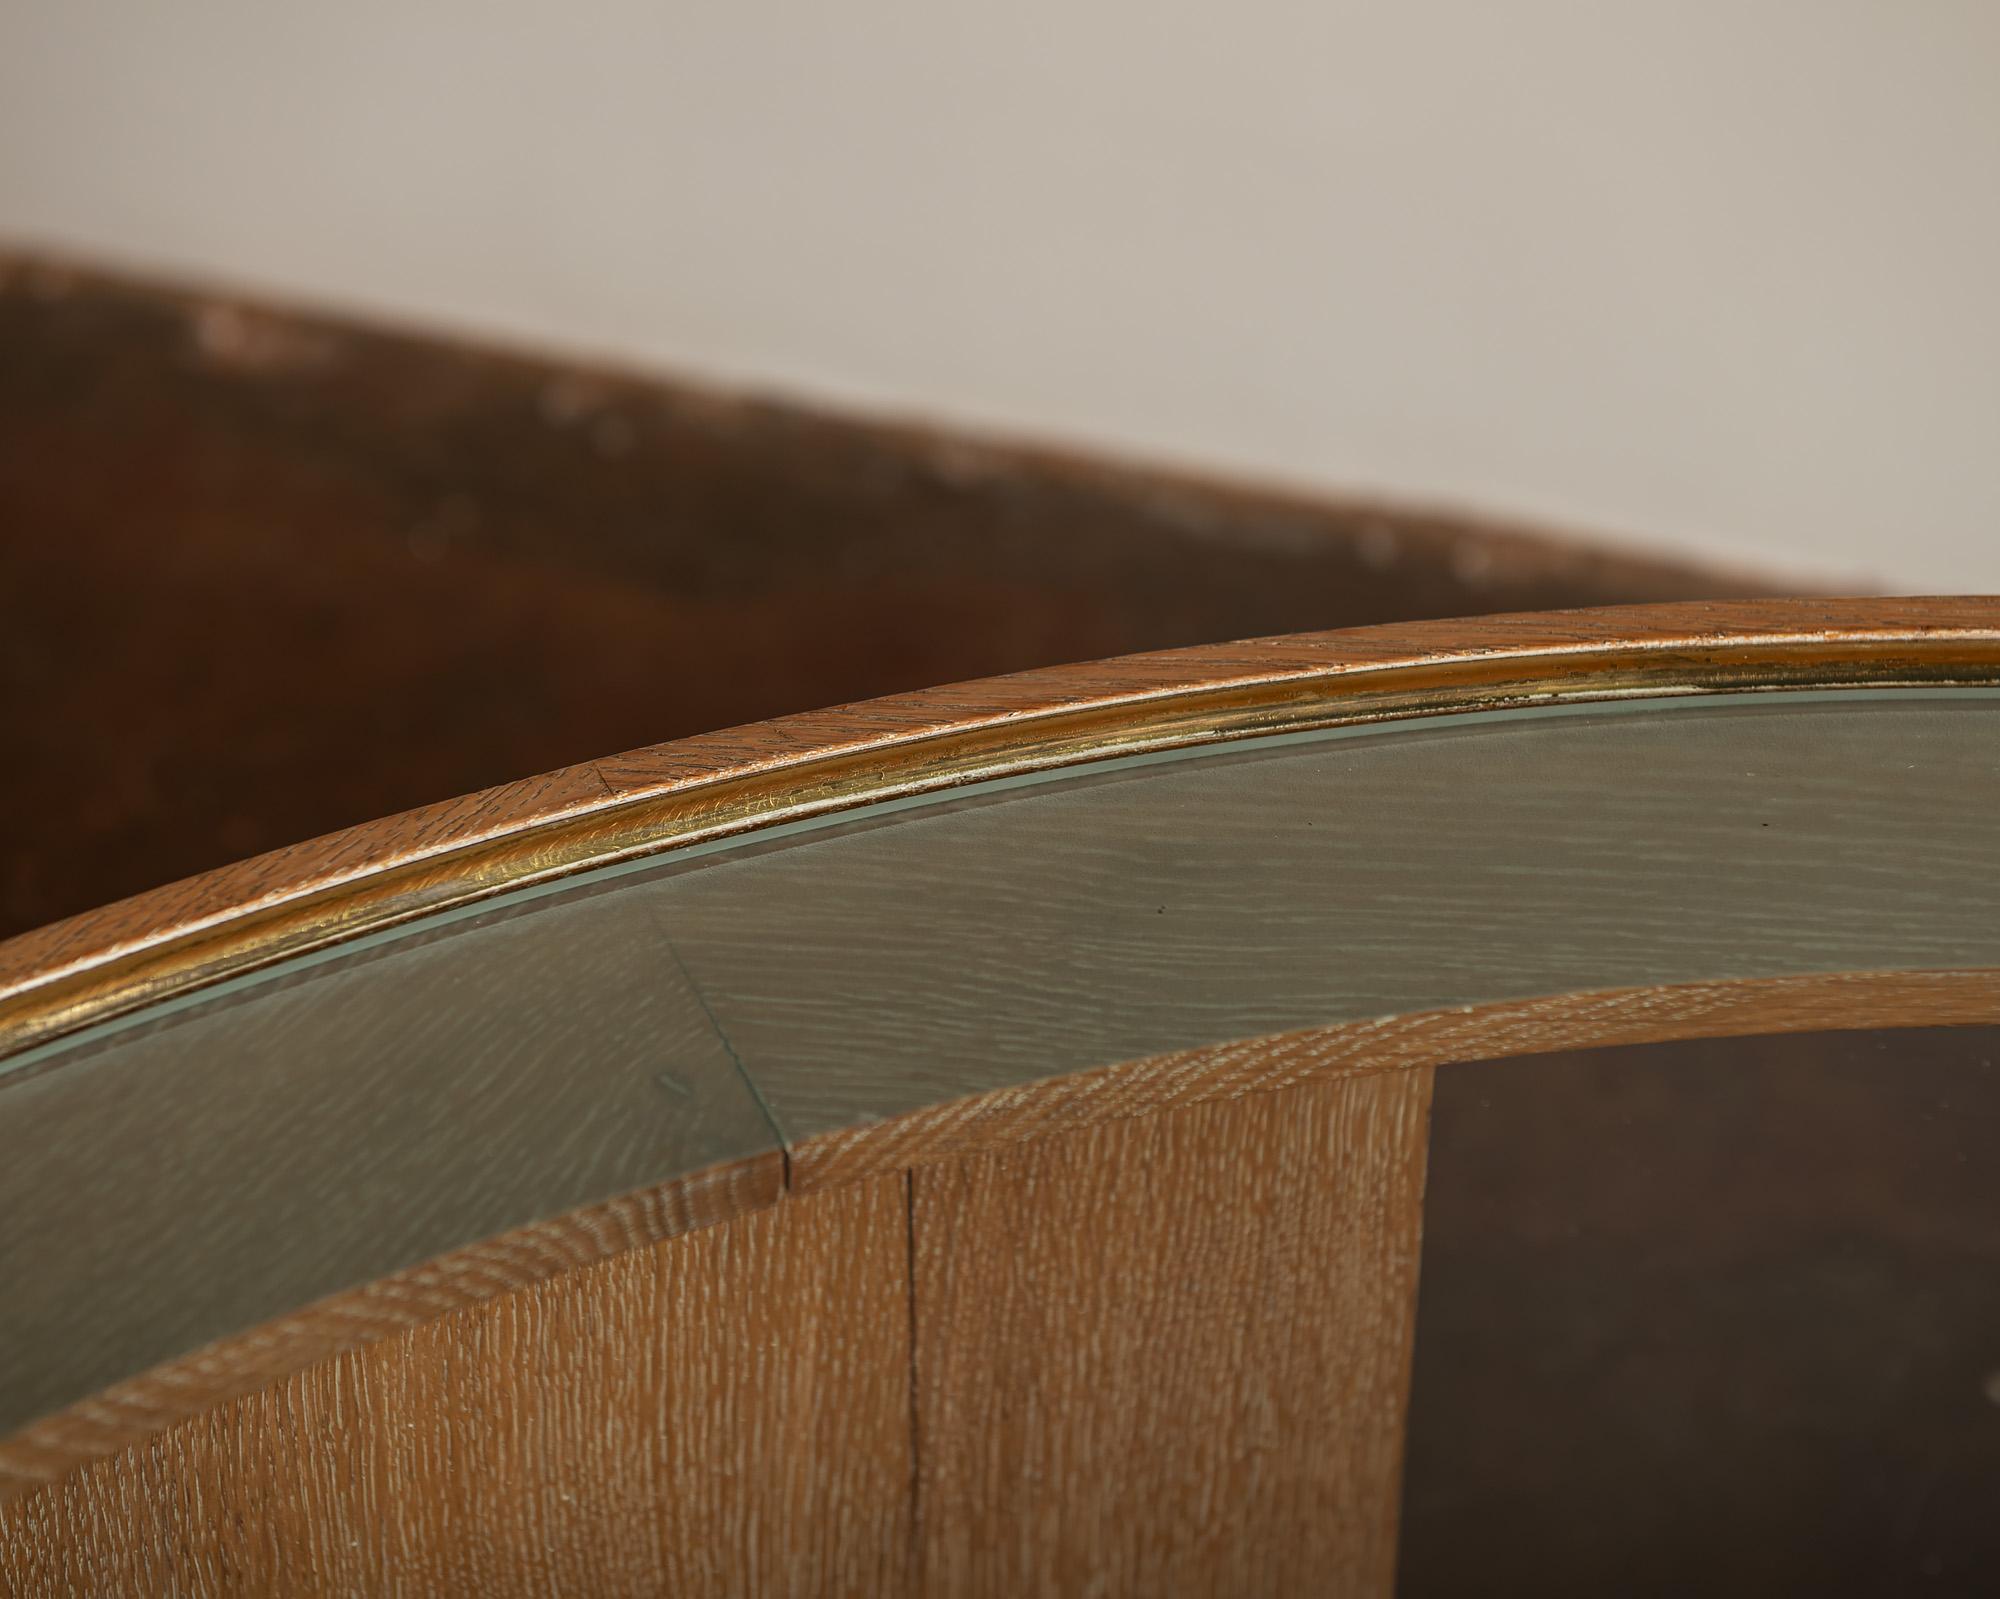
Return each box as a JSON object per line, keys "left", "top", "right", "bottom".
{"left": 6, "top": 684, "right": 1995, "bottom": 1082}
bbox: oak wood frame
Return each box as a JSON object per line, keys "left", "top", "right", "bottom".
{"left": 6, "top": 598, "right": 1998, "bottom": 1057}
{"left": 4, "top": 598, "right": 2000, "bottom": 1501}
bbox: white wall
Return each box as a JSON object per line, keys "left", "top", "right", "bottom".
{"left": 4, "top": 2, "right": 1997, "bottom": 589}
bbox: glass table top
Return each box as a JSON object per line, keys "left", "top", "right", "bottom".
{"left": 4, "top": 688, "right": 1999, "bottom": 1437}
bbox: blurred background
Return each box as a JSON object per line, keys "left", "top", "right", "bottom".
{"left": 6, "top": 0, "right": 2000, "bottom": 935}
{"left": 4, "top": 0, "right": 1996, "bottom": 590}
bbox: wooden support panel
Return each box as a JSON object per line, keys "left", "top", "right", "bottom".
{"left": 0, "top": 1176, "right": 913, "bottom": 1598}
{"left": 910, "top": 1069, "right": 1435, "bottom": 1596}
{"left": 0, "top": 1070, "right": 1436, "bottom": 1596}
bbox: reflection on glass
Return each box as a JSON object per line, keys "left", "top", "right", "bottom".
{"left": 3, "top": 690, "right": 1999, "bottom": 1439}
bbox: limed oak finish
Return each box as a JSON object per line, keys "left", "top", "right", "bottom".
{"left": 4, "top": 599, "right": 2000, "bottom": 1595}
{"left": 0, "top": 1176, "right": 914, "bottom": 1596}
{"left": 911, "top": 1072, "right": 1433, "bottom": 1595}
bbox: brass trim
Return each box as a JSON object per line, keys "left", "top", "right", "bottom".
{"left": 8, "top": 627, "right": 2000, "bottom": 1058}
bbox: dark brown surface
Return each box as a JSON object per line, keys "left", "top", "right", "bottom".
{"left": 1401, "top": 1026, "right": 2000, "bottom": 1598}
{"left": 0, "top": 249, "right": 1774, "bottom": 943}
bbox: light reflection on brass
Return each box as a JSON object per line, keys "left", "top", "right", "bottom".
{"left": 6, "top": 628, "right": 2000, "bottom": 1058}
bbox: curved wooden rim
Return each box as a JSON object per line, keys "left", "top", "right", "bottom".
{"left": 5, "top": 967, "right": 1997, "bottom": 1499}
{"left": 788, "top": 968, "right": 2000, "bottom": 1189}
{"left": 7, "top": 596, "right": 2000, "bottom": 1496}
{"left": 5, "top": 596, "right": 2000, "bottom": 1059}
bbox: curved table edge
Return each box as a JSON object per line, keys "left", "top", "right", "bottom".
{"left": 5, "top": 596, "right": 1999, "bottom": 1055}
{"left": 5, "top": 965, "right": 1997, "bottom": 1501}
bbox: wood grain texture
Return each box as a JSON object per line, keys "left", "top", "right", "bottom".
{"left": 909, "top": 1069, "right": 1434, "bottom": 1597}
{"left": 12, "top": 690, "right": 2000, "bottom": 1490}
{"left": 652, "top": 693, "right": 2000, "bottom": 1146}
{"left": 8, "top": 598, "right": 1998, "bottom": 1057}
{"left": 0, "top": 882, "right": 785, "bottom": 1477}
{"left": 0, "top": 1152, "right": 781, "bottom": 1501}
{"left": 792, "top": 970, "right": 2000, "bottom": 1189}
{"left": 0, "top": 1173, "right": 910, "bottom": 1596}
{"left": 7, "top": 606, "right": 2000, "bottom": 1505}
{"left": 13, "top": 976, "right": 2000, "bottom": 1502}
